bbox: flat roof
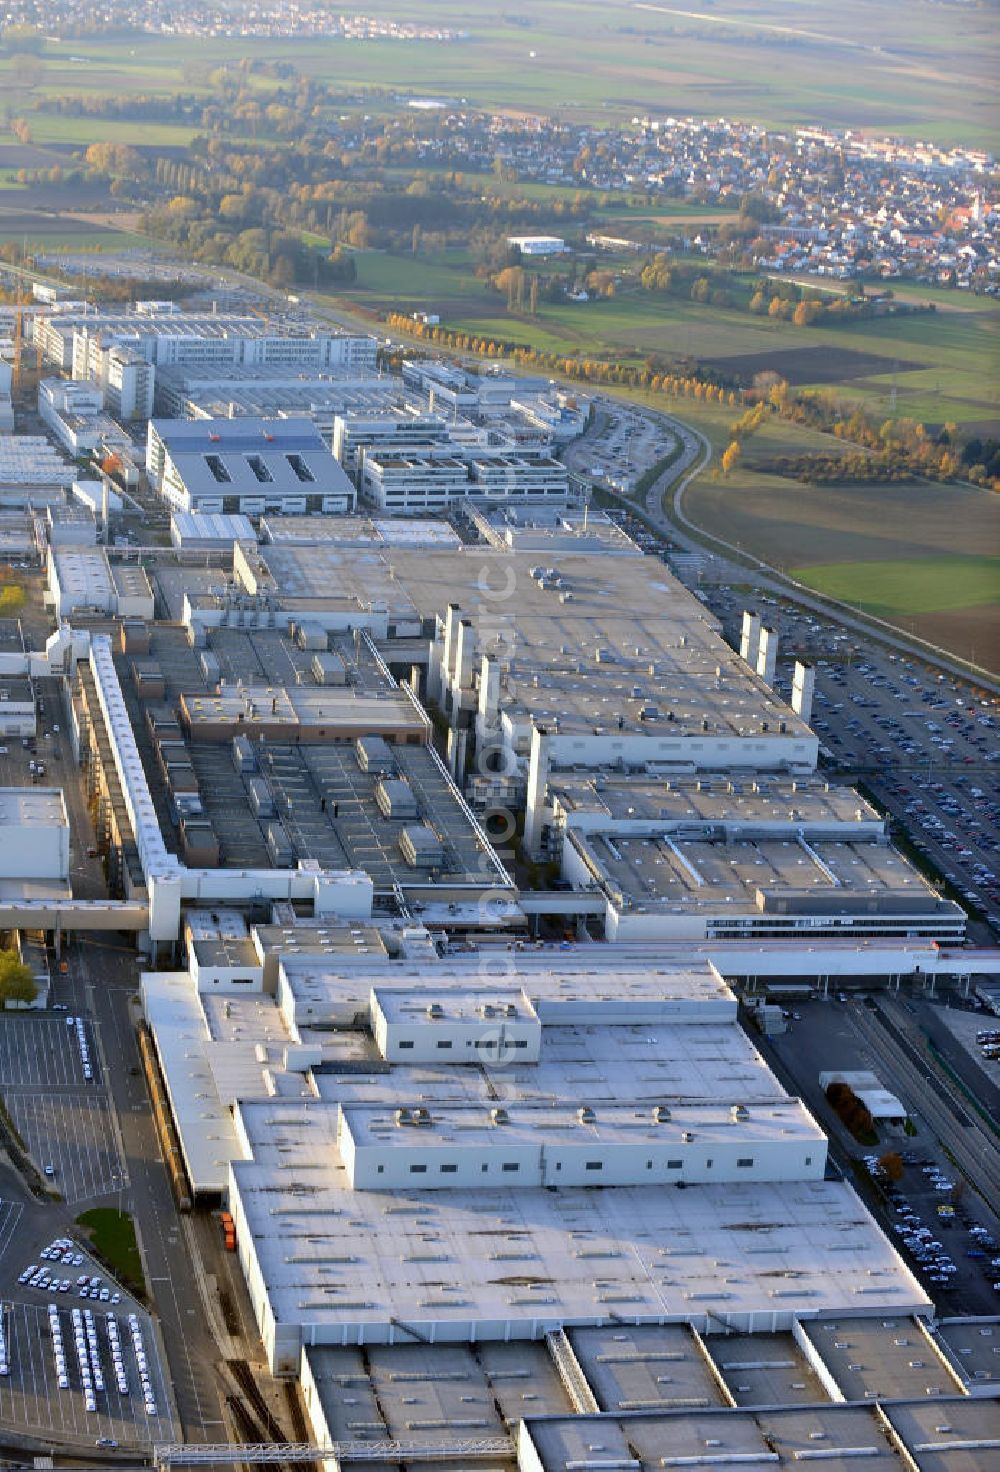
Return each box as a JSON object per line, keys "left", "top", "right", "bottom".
{"left": 523, "top": 1404, "right": 903, "bottom": 1471}
{"left": 568, "top": 1322, "right": 727, "bottom": 1411}
{"left": 0, "top": 675, "right": 34, "bottom": 703}
{"left": 0, "top": 787, "right": 67, "bottom": 827}
{"left": 254, "top": 921, "right": 388, "bottom": 963}
{"left": 140, "top": 971, "right": 341, "bottom": 1195}
{"left": 279, "top": 952, "right": 739, "bottom": 1037}
{"left": 236, "top": 544, "right": 816, "bottom": 747}
{"left": 53, "top": 546, "right": 114, "bottom": 602}
{"left": 342, "top": 1097, "right": 824, "bottom": 1154}
{"left": 553, "top": 774, "right": 882, "bottom": 829}
{"left": 180, "top": 684, "right": 424, "bottom": 735}
{"left": 580, "top": 831, "right": 954, "bottom": 917}
{"left": 192, "top": 936, "right": 259, "bottom": 970}
{"left": 109, "top": 561, "right": 153, "bottom": 601}
{"left": 882, "top": 1398, "right": 1000, "bottom": 1472}
{"left": 372, "top": 986, "right": 537, "bottom": 1027}
{"left": 233, "top": 1097, "right": 928, "bottom": 1340}
{"left": 932, "top": 1317, "right": 1000, "bottom": 1390}
{"left": 308, "top": 1017, "right": 786, "bottom": 1111}
{"left": 259, "top": 514, "right": 461, "bottom": 549}
{"left": 800, "top": 1315, "right": 963, "bottom": 1400}
{"left": 471, "top": 505, "right": 641, "bottom": 557}
{"left": 704, "top": 1328, "right": 830, "bottom": 1406}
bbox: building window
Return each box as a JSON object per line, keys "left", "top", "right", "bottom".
{"left": 667, "top": 1159, "right": 682, "bottom": 1169}
{"left": 440, "top": 1164, "right": 457, "bottom": 1174}
{"left": 409, "top": 1164, "right": 427, "bottom": 1174}
{"left": 706, "top": 1159, "right": 713, "bottom": 1169}
{"left": 502, "top": 1162, "right": 519, "bottom": 1173}
{"left": 646, "top": 1161, "right": 653, "bottom": 1169}
{"left": 377, "top": 1165, "right": 384, "bottom": 1174}
{"left": 398, "top": 1040, "right": 414, "bottom": 1050}
{"left": 285, "top": 453, "right": 315, "bottom": 483}
{"left": 436, "top": 1040, "right": 453, "bottom": 1050}
{"left": 481, "top": 1163, "right": 489, "bottom": 1172}
{"left": 204, "top": 453, "right": 231, "bottom": 484}
{"left": 585, "top": 1161, "right": 603, "bottom": 1171}
{"left": 737, "top": 1158, "right": 754, "bottom": 1168}
{"left": 805, "top": 1156, "right": 812, "bottom": 1166}
{"left": 246, "top": 454, "right": 273, "bottom": 483}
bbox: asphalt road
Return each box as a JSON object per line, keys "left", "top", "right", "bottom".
{"left": 62, "top": 941, "right": 232, "bottom": 1444}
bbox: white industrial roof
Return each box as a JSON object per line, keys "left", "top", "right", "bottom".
{"left": 341, "top": 1096, "right": 825, "bottom": 1152}
{"left": 231, "top": 1112, "right": 929, "bottom": 1340}
{"left": 0, "top": 787, "right": 68, "bottom": 828}
{"left": 171, "top": 510, "right": 256, "bottom": 544}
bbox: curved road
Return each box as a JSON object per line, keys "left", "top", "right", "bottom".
{"left": 588, "top": 396, "right": 1000, "bottom": 693}
{"left": 99, "top": 254, "right": 997, "bottom": 691}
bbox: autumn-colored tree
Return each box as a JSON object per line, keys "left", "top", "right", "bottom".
{"left": 793, "top": 299, "right": 823, "bottom": 327}
{"left": 720, "top": 441, "right": 742, "bottom": 477}
{"left": 877, "top": 1151, "right": 905, "bottom": 1183}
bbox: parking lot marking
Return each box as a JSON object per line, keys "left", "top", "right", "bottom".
{"left": 0, "top": 1202, "right": 23, "bottom": 1264}
{"left": 0, "top": 1300, "right": 175, "bottom": 1443}
{"left": 7, "top": 1092, "right": 127, "bottom": 1205}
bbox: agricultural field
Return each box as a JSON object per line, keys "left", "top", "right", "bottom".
{"left": 0, "top": 202, "right": 156, "bottom": 254}
{"left": 0, "top": 0, "right": 995, "bottom": 145}
{"left": 683, "top": 465, "right": 1000, "bottom": 668}
{"left": 336, "top": 247, "right": 1000, "bottom": 430}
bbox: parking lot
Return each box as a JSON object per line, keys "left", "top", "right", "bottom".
{"left": 766, "top": 994, "right": 1000, "bottom": 1315}
{"left": 0, "top": 1016, "right": 100, "bottom": 1090}
{"left": 0, "top": 1014, "right": 124, "bottom": 1204}
{"left": 0, "top": 1297, "right": 174, "bottom": 1446}
{"left": 8, "top": 1094, "right": 125, "bottom": 1205}
{"left": 565, "top": 404, "right": 680, "bottom": 495}
{"left": 698, "top": 584, "right": 1000, "bottom": 943}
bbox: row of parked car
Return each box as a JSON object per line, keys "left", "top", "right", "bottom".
{"left": 19, "top": 1239, "right": 121, "bottom": 1303}
{"left": 889, "top": 1192, "right": 960, "bottom": 1286}
{"left": 887, "top": 1178, "right": 1000, "bottom": 1294}
{"left": 67, "top": 1014, "right": 95, "bottom": 1082}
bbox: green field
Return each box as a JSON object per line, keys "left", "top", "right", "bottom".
{"left": 790, "top": 557, "right": 1000, "bottom": 618}
{"left": 23, "top": 113, "right": 198, "bottom": 148}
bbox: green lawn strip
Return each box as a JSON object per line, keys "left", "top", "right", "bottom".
{"left": 789, "top": 557, "right": 1000, "bottom": 618}
{"left": 75, "top": 1207, "right": 146, "bottom": 1299}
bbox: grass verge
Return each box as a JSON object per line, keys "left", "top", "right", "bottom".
{"left": 75, "top": 1207, "right": 146, "bottom": 1300}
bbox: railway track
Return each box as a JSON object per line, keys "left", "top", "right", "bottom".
{"left": 851, "top": 1003, "right": 1000, "bottom": 1212}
